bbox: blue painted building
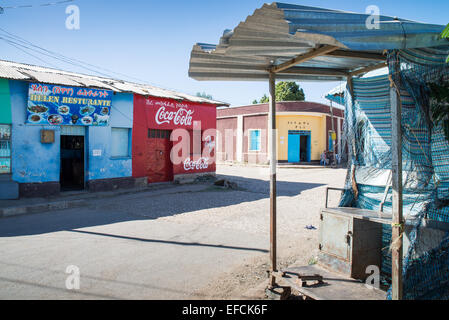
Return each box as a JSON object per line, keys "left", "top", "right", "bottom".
{"left": 5, "top": 79, "right": 136, "bottom": 197}
{"left": 0, "top": 59, "right": 225, "bottom": 198}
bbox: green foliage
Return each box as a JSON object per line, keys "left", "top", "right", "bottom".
{"left": 275, "top": 81, "right": 305, "bottom": 102}
{"left": 442, "top": 23, "right": 449, "bottom": 38}
{"left": 442, "top": 24, "right": 449, "bottom": 63}
{"left": 196, "top": 92, "right": 213, "bottom": 100}
{"left": 252, "top": 81, "right": 305, "bottom": 104}
{"left": 259, "top": 94, "right": 269, "bottom": 103}
{"left": 429, "top": 81, "right": 449, "bottom": 141}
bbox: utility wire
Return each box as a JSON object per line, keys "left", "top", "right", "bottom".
{"left": 1, "top": 38, "right": 61, "bottom": 69}
{"left": 0, "top": 27, "right": 201, "bottom": 97}
{"left": 0, "top": 36, "right": 119, "bottom": 79}
{"left": 0, "top": 26, "right": 217, "bottom": 102}
{"left": 1, "top": 0, "right": 74, "bottom": 10}
{"left": 0, "top": 27, "right": 148, "bottom": 83}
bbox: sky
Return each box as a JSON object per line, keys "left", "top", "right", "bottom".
{"left": 0, "top": 0, "right": 448, "bottom": 107}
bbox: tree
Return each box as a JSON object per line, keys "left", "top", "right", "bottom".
{"left": 252, "top": 81, "right": 305, "bottom": 104}
{"left": 196, "top": 92, "right": 213, "bottom": 100}
{"left": 275, "top": 81, "right": 305, "bottom": 102}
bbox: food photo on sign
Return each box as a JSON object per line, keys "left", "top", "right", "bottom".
{"left": 26, "top": 83, "right": 113, "bottom": 126}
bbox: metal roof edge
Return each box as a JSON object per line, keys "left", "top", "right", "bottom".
{"left": 0, "top": 59, "right": 230, "bottom": 107}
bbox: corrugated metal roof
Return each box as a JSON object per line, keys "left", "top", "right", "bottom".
{"left": 19, "top": 69, "right": 86, "bottom": 87}
{"left": 0, "top": 59, "right": 229, "bottom": 106}
{"left": 189, "top": 2, "right": 447, "bottom": 82}
{"left": 0, "top": 64, "right": 30, "bottom": 80}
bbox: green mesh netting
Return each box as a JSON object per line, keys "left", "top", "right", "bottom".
{"left": 339, "top": 46, "right": 449, "bottom": 299}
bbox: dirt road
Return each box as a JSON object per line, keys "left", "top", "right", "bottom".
{"left": 0, "top": 165, "right": 346, "bottom": 299}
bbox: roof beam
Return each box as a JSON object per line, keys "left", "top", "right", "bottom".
{"left": 190, "top": 62, "right": 349, "bottom": 76}
{"left": 326, "top": 50, "right": 386, "bottom": 61}
{"left": 281, "top": 66, "right": 349, "bottom": 77}
{"left": 349, "top": 62, "right": 388, "bottom": 77}
{"left": 269, "top": 45, "right": 340, "bottom": 73}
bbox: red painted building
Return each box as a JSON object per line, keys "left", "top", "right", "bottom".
{"left": 132, "top": 94, "right": 219, "bottom": 183}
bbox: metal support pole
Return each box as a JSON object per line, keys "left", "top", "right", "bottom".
{"left": 330, "top": 100, "right": 336, "bottom": 166}
{"left": 346, "top": 76, "right": 358, "bottom": 197}
{"left": 390, "top": 85, "right": 403, "bottom": 300}
{"left": 268, "top": 72, "right": 277, "bottom": 287}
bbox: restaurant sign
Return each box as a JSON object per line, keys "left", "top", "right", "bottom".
{"left": 26, "top": 83, "right": 113, "bottom": 126}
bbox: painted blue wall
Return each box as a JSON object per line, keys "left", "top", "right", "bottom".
{"left": 9, "top": 80, "right": 133, "bottom": 184}
{"left": 87, "top": 92, "right": 133, "bottom": 180}
{"left": 10, "top": 80, "right": 61, "bottom": 183}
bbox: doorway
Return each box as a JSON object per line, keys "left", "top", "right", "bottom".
{"left": 300, "top": 135, "right": 309, "bottom": 162}
{"left": 288, "top": 130, "right": 311, "bottom": 163}
{"left": 60, "top": 135, "right": 85, "bottom": 191}
{"left": 146, "top": 129, "right": 173, "bottom": 183}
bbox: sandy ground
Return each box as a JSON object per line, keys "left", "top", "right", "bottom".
{"left": 190, "top": 165, "right": 347, "bottom": 299}
{"left": 0, "top": 164, "right": 346, "bottom": 299}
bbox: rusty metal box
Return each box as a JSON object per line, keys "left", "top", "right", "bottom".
{"left": 318, "top": 208, "right": 383, "bottom": 281}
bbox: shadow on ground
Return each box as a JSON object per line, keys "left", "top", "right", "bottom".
{"left": 0, "top": 174, "right": 324, "bottom": 238}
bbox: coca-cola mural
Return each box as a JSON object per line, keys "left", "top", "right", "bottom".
{"left": 143, "top": 96, "right": 216, "bottom": 130}
{"left": 132, "top": 94, "right": 217, "bottom": 183}
{"left": 183, "top": 157, "right": 210, "bottom": 171}
{"left": 155, "top": 105, "right": 194, "bottom": 126}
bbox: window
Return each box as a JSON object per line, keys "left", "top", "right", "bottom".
{"left": 148, "top": 129, "right": 171, "bottom": 139}
{"left": 0, "top": 124, "right": 11, "bottom": 174}
{"left": 111, "top": 128, "right": 131, "bottom": 158}
{"left": 249, "top": 129, "right": 261, "bottom": 151}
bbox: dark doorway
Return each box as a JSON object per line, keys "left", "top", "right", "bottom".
{"left": 60, "top": 135, "right": 85, "bottom": 191}
{"left": 300, "top": 135, "right": 308, "bottom": 162}
{"left": 146, "top": 129, "right": 173, "bottom": 183}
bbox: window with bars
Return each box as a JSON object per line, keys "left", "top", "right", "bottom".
{"left": 0, "top": 124, "right": 11, "bottom": 174}
{"left": 148, "top": 129, "right": 171, "bottom": 139}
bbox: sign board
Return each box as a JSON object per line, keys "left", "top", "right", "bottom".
{"left": 137, "top": 95, "right": 216, "bottom": 131}
{"left": 26, "top": 83, "right": 113, "bottom": 126}
{"left": 40, "top": 129, "right": 55, "bottom": 144}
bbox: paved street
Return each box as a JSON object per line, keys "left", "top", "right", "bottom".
{"left": 0, "top": 165, "right": 346, "bottom": 299}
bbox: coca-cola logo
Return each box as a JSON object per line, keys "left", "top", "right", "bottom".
{"left": 183, "top": 157, "right": 209, "bottom": 171}
{"left": 155, "top": 106, "right": 194, "bottom": 126}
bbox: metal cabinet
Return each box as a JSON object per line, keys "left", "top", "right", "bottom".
{"left": 318, "top": 207, "right": 383, "bottom": 280}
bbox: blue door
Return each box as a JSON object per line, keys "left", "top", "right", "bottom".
{"left": 328, "top": 132, "right": 334, "bottom": 152}
{"left": 288, "top": 134, "right": 300, "bottom": 163}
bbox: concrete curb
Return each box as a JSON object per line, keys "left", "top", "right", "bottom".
{"left": 0, "top": 199, "right": 88, "bottom": 218}
{"left": 0, "top": 182, "right": 213, "bottom": 219}
{"left": 217, "top": 162, "right": 342, "bottom": 169}
{"left": 0, "top": 184, "right": 170, "bottom": 219}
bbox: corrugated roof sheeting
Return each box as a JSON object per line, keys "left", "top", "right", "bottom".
{"left": 0, "top": 64, "right": 31, "bottom": 80}
{"left": 189, "top": 2, "right": 447, "bottom": 82}
{"left": 19, "top": 69, "right": 85, "bottom": 87}
{"left": 0, "top": 60, "right": 228, "bottom": 106}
